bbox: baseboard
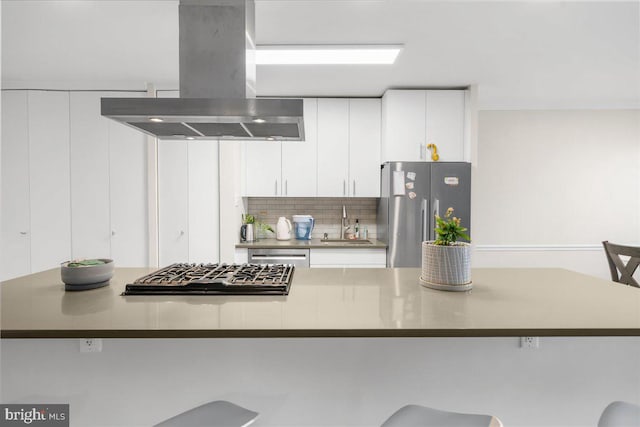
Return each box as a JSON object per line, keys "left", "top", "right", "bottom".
{"left": 475, "top": 244, "right": 603, "bottom": 252}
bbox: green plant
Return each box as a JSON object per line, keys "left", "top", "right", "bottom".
{"left": 67, "top": 259, "right": 105, "bottom": 268}
{"left": 242, "top": 213, "right": 274, "bottom": 234}
{"left": 433, "top": 207, "right": 470, "bottom": 246}
{"left": 257, "top": 223, "right": 274, "bottom": 234}
{"left": 242, "top": 214, "right": 256, "bottom": 225}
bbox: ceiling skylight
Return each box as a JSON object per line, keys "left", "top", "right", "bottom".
{"left": 256, "top": 45, "right": 402, "bottom": 65}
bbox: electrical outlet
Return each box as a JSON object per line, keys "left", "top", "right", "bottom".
{"left": 79, "top": 338, "right": 102, "bottom": 353}
{"left": 520, "top": 336, "right": 539, "bottom": 349}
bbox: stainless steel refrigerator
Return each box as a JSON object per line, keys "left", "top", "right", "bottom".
{"left": 377, "top": 161, "right": 471, "bottom": 267}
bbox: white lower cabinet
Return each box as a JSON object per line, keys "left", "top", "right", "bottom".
{"left": 310, "top": 248, "right": 387, "bottom": 268}
{"left": 159, "top": 140, "right": 220, "bottom": 266}
{"left": 234, "top": 248, "right": 386, "bottom": 268}
{"left": 234, "top": 248, "right": 249, "bottom": 264}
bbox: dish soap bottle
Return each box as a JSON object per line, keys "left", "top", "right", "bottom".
{"left": 355, "top": 219, "right": 360, "bottom": 239}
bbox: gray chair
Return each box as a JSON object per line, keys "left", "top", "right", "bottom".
{"left": 598, "top": 401, "right": 640, "bottom": 427}
{"left": 603, "top": 241, "right": 640, "bottom": 287}
{"left": 154, "top": 400, "right": 258, "bottom": 427}
{"left": 381, "top": 404, "right": 503, "bottom": 427}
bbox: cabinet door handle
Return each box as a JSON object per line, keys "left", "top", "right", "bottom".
{"left": 275, "top": 180, "right": 278, "bottom": 196}
{"left": 343, "top": 180, "right": 346, "bottom": 196}
{"left": 111, "top": 230, "right": 116, "bottom": 236}
{"left": 353, "top": 180, "right": 356, "bottom": 197}
{"left": 285, "top": 180, "right": 288, "bottom": 196}
{"left": 19, "top": 231, "right": 28, "bottom": 235}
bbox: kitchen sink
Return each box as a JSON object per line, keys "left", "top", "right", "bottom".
{"left": 320, "top": 239, "right": 373, "bottom": 244}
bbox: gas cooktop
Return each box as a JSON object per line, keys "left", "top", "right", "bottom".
{"left": 123, "top": 263, "right": 294, "bottom": 296}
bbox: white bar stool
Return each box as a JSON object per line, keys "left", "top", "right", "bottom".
{"left": 598, "top": 401, "right": 640, "bottom": 427}
{"left": 381, "top": 404, "right": 503, "bottom": 427}
{"left": 154, "top": 400, "right": 258, "bottom": 427}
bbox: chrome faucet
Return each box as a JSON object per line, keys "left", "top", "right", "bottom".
{"left": 341, "top": 205, "right": 349, "bottom": 239}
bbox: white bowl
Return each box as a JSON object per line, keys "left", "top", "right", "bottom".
{"left": 61, "top": 259, "right": 114, "bottom": 287}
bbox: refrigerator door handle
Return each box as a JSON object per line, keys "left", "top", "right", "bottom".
{"left": 421, "top": 199, "right": 429, "bottom": 242}
{"left": 432, "top": 198, "right": 440, "bottom": 240}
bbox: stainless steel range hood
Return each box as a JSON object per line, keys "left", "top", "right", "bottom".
{"left": 101, "top": 0, "right": 304, "bottom": 141}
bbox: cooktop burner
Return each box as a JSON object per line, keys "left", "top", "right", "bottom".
{"left": 122, "top": 263, "right": 294, "bottom": 296}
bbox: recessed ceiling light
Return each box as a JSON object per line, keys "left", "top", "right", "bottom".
{"left": 256, "top": 45, "right": 403, "bottom": 65}
{"left": 186, "top": 136, "right": 195, "bottom": 140}
{"left": 149, "top": 117, "right": 163, "bottom": 122}
{"left": 252, "top": 118, "right": 266, "bottom": 123}
{"left": 267, "top": 137, "right": 275, "bottom": 141}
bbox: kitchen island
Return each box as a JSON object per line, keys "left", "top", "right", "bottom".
{"left": 2, "top": 267, "right": 639, "bottom": 338}
{"left": 2, "top": 267, "right": 639, "bottom": 427}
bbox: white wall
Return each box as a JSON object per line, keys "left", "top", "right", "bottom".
{"left": 472, "top": 110, "right": 640, "bottom": 279}
{"left": 2, "top": 338, "right": 639, "bottom": 427}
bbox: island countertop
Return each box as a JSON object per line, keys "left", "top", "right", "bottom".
{"left": 2, "top": 267, "right": 639, "bottom": 338}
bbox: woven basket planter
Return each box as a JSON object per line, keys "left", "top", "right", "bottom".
{"left": 420, "top": 241, "right": 472, "bottom": 291}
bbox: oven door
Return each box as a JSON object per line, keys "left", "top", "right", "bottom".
{"left": 248, "top": 248, "right": 310, "bottom": 268}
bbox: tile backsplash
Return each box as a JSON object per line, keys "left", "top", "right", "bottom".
{"left": 247, "top": 197, "right": 378, "bottom": 239}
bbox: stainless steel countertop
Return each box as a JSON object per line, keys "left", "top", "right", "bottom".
{"left": 2, "top": 267, "right": 639, "bottom": 338}
{"left": 236, "top": 238, "right": 387, "bottom": 249}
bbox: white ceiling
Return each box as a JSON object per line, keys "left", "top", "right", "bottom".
{"left": 2, "top": 0, "right": 639, "bottom": 109}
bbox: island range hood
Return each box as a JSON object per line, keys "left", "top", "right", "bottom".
{"left": 101, "top": 0, "right": 304, "bottom": 141}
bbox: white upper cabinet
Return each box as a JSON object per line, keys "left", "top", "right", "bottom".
{"left": 281, "top": 98, "right": 318, "bottom": 197}
{"left": 242, "top": 97, "right": 381, "bottom": 198}
{"left": 317, "top": 98, "right": 350, "bottom": 197}
{"left": 244, "top": 141, "right": 282, "bottom": 196}
{"left": 425, "top": 90, "right": 465, "bottom": 161}
{"left": 381, "top": 90, "right": 425, "bottom": 162}
{"left": 28, "top": 91, "right": 72, "bottom": 272}
{"left": 348, "top": 98, "right": 381, "bottom": 197}
{"left": 1, "top": 91, "right": 31, "bottom": 280}
{"left": 381, "top": 89, "right": 467, "bottom": 163}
